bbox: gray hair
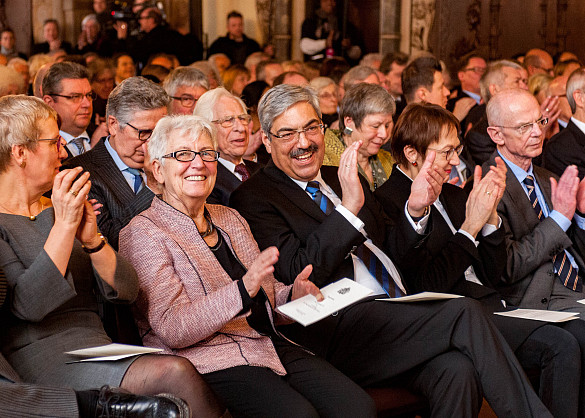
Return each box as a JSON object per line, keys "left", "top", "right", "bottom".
{"left": 0, "top": 66, "right": 26, "bottom": 96}
{"left": 566, "top": 67, "right": 585, "bottom": 113}
{"left": 106, "top": 76, "right": 170, "bottom": 126}
{"left": 343, "top": 65, "right": 379, "bottom": 91}
{"left": 309, "top": 76, "right": 336, "bottom": 93}
{"left": 163, "top": 67, "right": 209, "bottom": 97}
{"left": 81, "top": 14, "right": 99, "bottom": 29}
{"left": 193, "top": 87, "right": 247, "bottom": 121}
{"left": 359, "top": 53, "right": 383, "bottom": 69}
{"left": 339, "top": 83, "right": 395, "bottom": 131}
{"left": 42, "top": 61, "right": 88, "bottom": 96}
{"left": 190, "top": 61, "right": 222, "bottom": 87}
{"left": 480, "top": 60, "right": 523, "bottom": 103}
{"left": 258, "top": 84, "right": 321, "bottom": 135}
{"left": 0, "top": 95, "right": 58, "bottom": 172}
{"left": 148, "top": 115, "right": 216, "bottom": 165}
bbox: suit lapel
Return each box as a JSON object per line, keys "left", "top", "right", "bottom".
{"left": 263, "top": 161, "right": 327, "bottom": 222}
{"left": 91, "top": 140, "right": 137, "bottom": 201}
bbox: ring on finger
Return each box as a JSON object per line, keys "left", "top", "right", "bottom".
{"left": 70, "top": 189, "right": 78, "bottom": 197}
{"left": 486, "top": 191, "right": 492, "bottom": 196}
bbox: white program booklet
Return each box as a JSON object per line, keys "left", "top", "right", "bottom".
{"left": 277, "top": 278, "right": 374, "bottom": 327}
{"left": 65, "top": 343, "right": 163, "bottom": 363}
{"left": 376, "top": 291, "right": 463, "bottom": 302}
{"left": 495, "top": 309, "right": 580, "bottom": 323}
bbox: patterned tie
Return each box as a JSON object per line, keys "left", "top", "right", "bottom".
{"left": 235, "top": 163, "right": 250, "bottom": 182}
{"left": 306, "top": 180, "right": 404, "bottom": 297}
{"left": 71, "top": 137, "right": 87, "bottom": 155}
{"left": 125, "top": 167, "right": 143, "bottom": 194}
{"left": 306, "top": 181, "right": 334, "bottom": 215}
{"left": 524, "top": 175, "right": 582, "bottom": 291}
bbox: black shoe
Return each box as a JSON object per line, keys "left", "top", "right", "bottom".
{"left": 94, "top": 385, "right": 190, "bottom": 417}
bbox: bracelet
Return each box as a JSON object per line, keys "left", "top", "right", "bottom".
{"left": 82, "top": 233, "right": 107, "bottom": 254}
{"left": 411, "top": 206, "right": 429, "bottom": 222}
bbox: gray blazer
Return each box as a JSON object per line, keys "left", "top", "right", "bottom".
{"left": 483, "top": 151, "right": 585, "bottom": 308}
{"left": 64, "top": 138, "right": 155, "bottom": 250}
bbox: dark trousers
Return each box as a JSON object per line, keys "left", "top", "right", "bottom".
{"left": 202, "top": 339, "right": 376, "bottom": 418}
{"left": 280, "top": 297, "right": 552, "bottom": 418}
{"left": 515, "top": 323, "right": 584, "bottom": 418}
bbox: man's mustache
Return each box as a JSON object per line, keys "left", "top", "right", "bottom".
{"left": 290, "top": 144, "right": 319, "bottom": 158}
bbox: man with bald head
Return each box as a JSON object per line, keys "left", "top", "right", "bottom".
{"left": 524, "top": 48, "right": 554, "bottom": 77}
{"left": 484, "top": 88, "right": 585, "bottom": 313}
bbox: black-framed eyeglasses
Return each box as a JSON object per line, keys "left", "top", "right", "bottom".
{"left": 162, "top": 149, "right": 220, "bottom": 162}
{"left": 494, "top": 116, "right": 548, "bottom": 136}
{"left": 212, "top": 114, "right": 252, "bottom": 128}
{"left": 49, "top": 91, "right": 97, "bottom": 103}
{"left": 37, "top": 134, "right": 63, "bottom": 152}
{"left": 427, "top": 144, "right": 464, "bottom": 161}
{"left": 269, "top": 124, "right": 324, "bottom": 142}
{"left": 171, "top": 95, "right": 197, "bottom": 107}
{"left": 126, "top": 122, "right": 153, "bottom": 141}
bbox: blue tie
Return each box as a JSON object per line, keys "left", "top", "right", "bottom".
{"left": 126, "top": 167, "right": 143, "bottom": 194}
{"left": 524, "top": 175, "right": 581, "bottom": 292}
{"left": 306, "top": 180, "right": 404, "bottom": 297}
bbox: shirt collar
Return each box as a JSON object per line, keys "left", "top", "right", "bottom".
{"left": 60, "top": 130, "right": 90, "bottom": 143}
{"left": 497, "top": 149, "right": 533, "bottom": 183}
{"left": 289, "top": 170, "right": 326, "bottom": 192}
{"left": 462, "top": 90, "right": 481, "bottom": 105}
{"left": 218, "top": 156, "right": 244, "bottom": 173}
{"left": 571, "top": 116, "right": 585, "bottom": 134}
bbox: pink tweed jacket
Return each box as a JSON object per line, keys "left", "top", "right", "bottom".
{"left": 119, "top": 197, "right": 292, "bottom": 375}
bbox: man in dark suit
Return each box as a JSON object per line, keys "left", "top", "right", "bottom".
{"left": 65, "top": 76, "right": 169, "bottom": 250}
{"left": 231, "top": 84, "right": 551, "bottom": 417}
{"left": 544, "top": 67, "right": 585, "bottom": 179}
{"left": 42, "top": 62, "right": 107, "bottom": 159}
{"left": 193, "top": 87, "right": 260, "bottom": 206}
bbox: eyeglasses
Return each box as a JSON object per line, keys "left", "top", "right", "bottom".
{"left": 171, "top": 95, "right": 197, "bottom": 107}
{"left": 427, "top": 144, "right": 464, "bottom": 161}
{"left": 269, "top": 124, "right": 324, "bottom": 142}
{"left": 212, "top": 114, "right": 252, "bottom": 128}
{"left": 126, "top": 122, "right": 153, "bottom": 141}
{"left": 463, "top": 67, "right": 486, "bottom": 75}
{"left": 495, "top": 116, "right": 548, "bottom": 136}
{"left": 162, "top": 149, "right": 220, "bottom": 162}
{"left": 38, "top": 135, "right": 63, "bottom": 152}
{"left": 319, "top": 92, "right": 337, "bottom": 100}
{"left": 49, "top": 91, "right": 97, "bottom": 103}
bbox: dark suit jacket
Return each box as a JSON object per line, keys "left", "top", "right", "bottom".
{"left": 375, "top": 168, "right": 543, "bottom": 350}
{"left": 543, "top": 119, "right": 585, "bottom": 179}
{"left": 483, "top": 151, "right": 585, "bottom": 308}
{"left": 64, "top": 138, "right": 154, "bottom": 250}
{"left": 230, "top": 161, "right": 424, "bottom": 288}
{"left": 208, "top": 160, "right": 261, "bottom": 206}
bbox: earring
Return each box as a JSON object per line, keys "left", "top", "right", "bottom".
{"left": 411, "top": 161, "right": 418, "bottom": 166}
{"left": 343, "top": 127, "right": 353, "bottom": 136}
{"left": 20, "top": 161, "right": 26, "bottom": 168}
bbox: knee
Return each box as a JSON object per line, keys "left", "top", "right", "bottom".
{"left": 159, "top": 355, "right": 199, "bottom": 381}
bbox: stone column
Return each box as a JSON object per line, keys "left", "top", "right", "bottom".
{"left": 380, "top": 0, "right": 402, "bottom": 54}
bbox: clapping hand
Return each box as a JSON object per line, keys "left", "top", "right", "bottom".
{"left": 408, "top": 151, "right": 445, "bottom": 217}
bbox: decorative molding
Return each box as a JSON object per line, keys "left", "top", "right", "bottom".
{"left": 488, "top": 0, "right": 501, "bottom": 60}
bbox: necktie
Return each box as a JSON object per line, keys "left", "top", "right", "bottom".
{"left": 71, "top": 137, "right": 87, "bottom": 155}
{"left": 126, "top": 167, "right": 143, "bottom": 193}
{"left": 524, "top": 175, "right": 581, "bottom": 291}
{"left": 235, "top": 163, "right": 250, "bottom": 182}
{"left": 306, "top": 181, "right": 334, "bottom": 215}
{"left": 306, "top": 180, "right": 404, "bottom": 297}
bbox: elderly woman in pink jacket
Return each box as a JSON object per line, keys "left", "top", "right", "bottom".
{"left": 119, "top": 115, "right": 375, "bottom": 418}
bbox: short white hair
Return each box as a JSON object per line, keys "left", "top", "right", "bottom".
{"left": 192, "top": 87, "right": 247, "bottom": 122}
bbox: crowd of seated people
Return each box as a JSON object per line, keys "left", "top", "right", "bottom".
{"left": 2, "top": 0, "right": 585, "bottom": 416}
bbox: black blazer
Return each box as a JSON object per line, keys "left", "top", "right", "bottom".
{"left": 543, "top": 119, "right": 585, "bottom": 179}
{"left": 208, "top": 160, "right": 261, "bottom": 206}
{"left": 63, "top": 138, "right": 154, "bottom": 250}
{"left": 230, "top": 161, "right": 424, "bottom": 288}
{"left": 375, "top": 167, "right": 544, "bottom": 350}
